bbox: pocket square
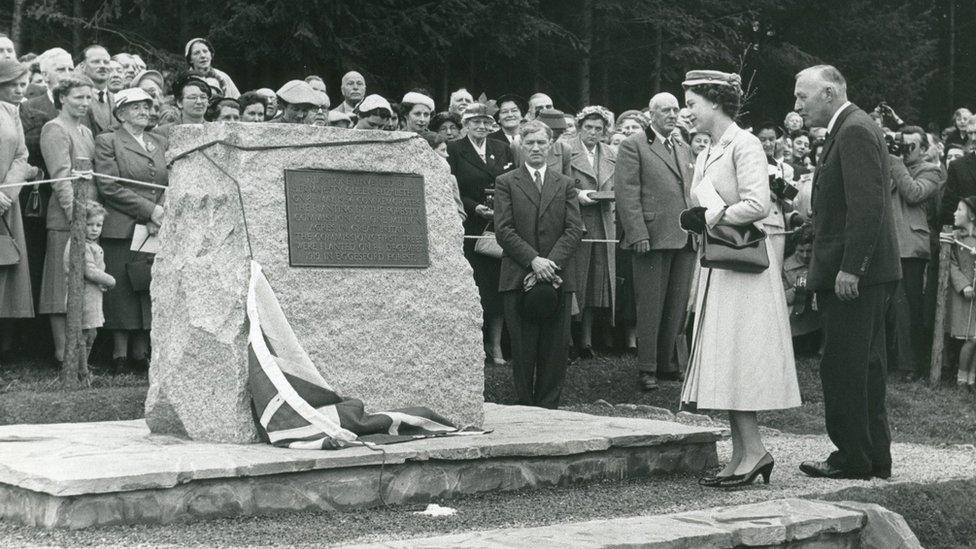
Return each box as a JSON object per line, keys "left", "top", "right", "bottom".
{"left": 503, "top": 162, "right": 513, "bottom": 169}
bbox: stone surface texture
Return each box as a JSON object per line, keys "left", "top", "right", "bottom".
{"left": 147, "top": 123, "right": 484, "bottom": 442}
{"left": 834, "top": 501, "right": 923, "bottom": 549}
{"left": 344, "top": 498, "right": 877, "bottom": 549}
{"left": 0, "top": 405, "right": 723, "bottom": 528}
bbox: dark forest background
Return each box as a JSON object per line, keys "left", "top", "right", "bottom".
{"left": 1, "top": 0, "right": 974, "bottom": 129}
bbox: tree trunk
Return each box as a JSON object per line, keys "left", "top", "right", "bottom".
{"left": 62, "top": 175, "right": 92, "bottom": 389}
{"left": 652, "top": 24, "right": 663, "bottom": 94}
{"left": 71, "top": 0, "right": 83, "bottom": 55}
{"left": 577, "top": 0, "right": 593, "bottom": 108}
{"left": 948, "top": 0, "right": 956, "bottom": 110}
{"left": 930, "top": 225, "right": 954, "bottom": 387}
{"left": 10, "top": 0, "right": 25, "bottom": 53}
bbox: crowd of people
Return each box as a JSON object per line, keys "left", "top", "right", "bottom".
{"left": 0, "top": 34, "right": 974, "bottom": 403}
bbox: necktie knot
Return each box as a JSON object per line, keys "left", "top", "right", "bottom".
{"left": 533, "top": 170, "right": 543, "bottom": 192}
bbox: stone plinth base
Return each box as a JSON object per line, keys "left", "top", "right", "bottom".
{"left": 0, "top": 405, "right": 722, "bottom": 528}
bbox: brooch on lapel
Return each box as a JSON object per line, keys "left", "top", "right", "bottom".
{"left": 489, "top": 154, "right": 495, "bottom": 160}
{"left": 503, "top": 162, "right": 513, "bottom": 169}
{"left": 145, "top": 140, "right": 156, "bottom": 153}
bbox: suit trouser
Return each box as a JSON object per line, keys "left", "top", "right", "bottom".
{"left": 503, "top": 290, "right": 571, "bottom": 409}
{"left": 818, "top": 282, "right": 896, "bottom": 474}
{"left": 900, "top": 258, "right": 928, "bottom": 375}
{"left": 631, "top": 248, "right": 695, "bottom": 375}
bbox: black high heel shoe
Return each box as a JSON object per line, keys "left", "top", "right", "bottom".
{"left": 718, "top": 453, "right": 774, "bottom": 488}
{"left": 698, "top": 473, "right": 734, "bottom": 487}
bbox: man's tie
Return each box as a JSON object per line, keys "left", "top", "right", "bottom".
{"left": 98, "top": 90, "right": 105, "bottom": 103}
{"left": 533, "top": 170, "right": 543, "bottom": 193}
{"left": 663, "top": 136, "right": 673, "bottom": 153}
{"left": 479, "top": 151, "right": 486, "bottom": 164}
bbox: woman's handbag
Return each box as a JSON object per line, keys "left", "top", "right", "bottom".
{"left": 473, "top": 223, "right": 503, "bottom": 259}
{"left": 126, "top": 231, "right": 154, "bottom": 292}
{"left": 0, "top": 217, "right": 21, "bottom": 267}
{"left": 700, "top": 223, "right": 769, "bottom": 273}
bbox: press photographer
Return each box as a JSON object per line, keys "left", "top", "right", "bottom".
{"left": 886, "top": 125, "right": 945, "bottom": 378}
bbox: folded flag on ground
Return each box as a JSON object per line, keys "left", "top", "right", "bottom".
{"left": 246, "top": 261, "right": 481, "bottom": 449}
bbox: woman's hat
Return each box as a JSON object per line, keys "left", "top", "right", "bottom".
{"left": 429, "top": 111, "right": 461, "bottom": 132}
{"left": 276, "top": 80, "right": 326, "bottom": 107}
{"left": 682, "top": 70, "right": 742, "bottom": 90}
{"left": 461, "top": 103, "right": 493, "bottom": 123}
{"left": 537, "top": 108, "right": 568, "bottom": 130}
{"left": 132, "top": 69, "right": 164, "bottom": 91}
{"left": 520, "top": 281, "right": 561, "bottom": 321}
{"left": 112, "top": 87, "right": 154, "bottom": 120}
{"left": 0, "top": 60, "right": 29, "bottom": 85}
{"left": 184, "top": 37, "right": 214, "bottom": 64}
{"left": 401, "top": 91, "right": 435, "bottom": 111}
{"left": 576, "top": 105, "right": 614, "bottom": 129}
{"left": 356, "top": 94, "right": 392, "bottom": 115}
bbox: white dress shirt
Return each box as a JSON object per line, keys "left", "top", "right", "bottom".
{"left": 826, "top": 101, "right": 852, "bottom": 135}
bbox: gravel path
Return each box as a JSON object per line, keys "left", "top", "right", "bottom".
{"left": 1, "top": 433, "right": 973, "bottom": 548}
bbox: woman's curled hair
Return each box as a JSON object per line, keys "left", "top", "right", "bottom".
{"left": 685, "top": 83, "right": 742, "bottom": 119}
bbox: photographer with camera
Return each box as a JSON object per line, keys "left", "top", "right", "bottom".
{"left": 887, "top": 125, "right": 945, "bottom": 378}
{"left": 756, "top": 122, "right": 805, "bottom": 260}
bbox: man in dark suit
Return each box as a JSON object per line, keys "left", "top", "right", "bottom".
{"left": 447, "top": 103, "right": 516, "bottom": 364}
{"left": 940, "top": 140, "right": 976, "bottom": 226}
{"left": 614, "top": 93, "right": 695, "bottom": 390}
{"left": 794, "top": 65, "right": 902, "bottom": 480}
{"left": 494, "top": 120, "right": 584, "bottom": 408}
{"left": 79, "top": 45, "right": 116, "bottom": 136}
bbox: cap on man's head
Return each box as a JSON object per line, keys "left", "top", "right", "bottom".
{"left": 276, "top": 80, "right": 326, "bottom": 107}
{"left": 537, "top": 108, "right": 568, "bottom": 130}
{"left": 356, "top": 94, "right": 392, "bottom": 115}
{"left": 0, "top": 59, "right": 28, "bottom": 85}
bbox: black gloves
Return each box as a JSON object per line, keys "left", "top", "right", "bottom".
{"left": 679, "top": 207, "right": 707, "bottom": 234}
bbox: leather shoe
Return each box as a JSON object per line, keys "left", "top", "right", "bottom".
{"left": 799, "top": 460, "right": 871, "bottom": 480}
{"left": 657, "top": 371, "right": 684, "bottom": 382}
{"left": 639, "top": 373, "right": 658, "bottom": 391}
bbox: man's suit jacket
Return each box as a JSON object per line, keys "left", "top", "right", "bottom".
{"left": 446, "top": 136, "right": 515, "bottom": 240}
{"left": 807, "top": 105, "right": 901, "bottom": 290}
{"left": 84, "top": 90, "right": 116, "bottom": 136}
{"left": 494, "top": 166, "right": 584, "bottom": 292}
{"left": 94, "top": 128, "right": 169, "bottom": 239}
{"left": 889, "top": 157, "right": 943, "bottom": 259}
{"left": 20, "top": 93, "right": 57, "bottom": 173}
{"left": 614, "top": 125, "right": 694, "bottom": 249}
{"left": 940, "top": 152, "right": 976, "bottom": 225}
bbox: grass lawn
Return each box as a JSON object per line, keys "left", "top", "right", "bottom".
{"left": 2, "top": 352, "right": 975, "bottom": 446}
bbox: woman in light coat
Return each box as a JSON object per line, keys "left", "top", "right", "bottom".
{"left": 0, "top": 61, "right": 36, "bottom": 364}
{"left": 568, "top": 106, "right": 617, "bottom": 355}
{"left": 678, "top": 70, "right": 800, "bottom": 488}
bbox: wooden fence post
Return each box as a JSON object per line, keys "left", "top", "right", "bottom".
{"left": 930, "top": 225, "right": 954, "bottom": 387}
{"left": 61, "top": 163, "right": 91, "bottom": 389}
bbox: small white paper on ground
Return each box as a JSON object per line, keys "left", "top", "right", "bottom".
{"left": 414, "top": 504, "right": 457, "bottom": 517}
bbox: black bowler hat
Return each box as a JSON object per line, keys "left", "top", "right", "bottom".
{"left": 520, "top": 281, "right": 561, "bottom": 321}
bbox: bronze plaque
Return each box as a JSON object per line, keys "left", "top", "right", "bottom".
{"left": 284, "top": 169, "right": 429, "bottom": 268}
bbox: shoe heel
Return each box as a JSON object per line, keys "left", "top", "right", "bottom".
{"left": 759, "top": 462, "right": 774, "bottom": 485}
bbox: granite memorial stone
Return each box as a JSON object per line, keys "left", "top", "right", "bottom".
{"left": 146, "top": 124, "right": 484, "bottom": 443}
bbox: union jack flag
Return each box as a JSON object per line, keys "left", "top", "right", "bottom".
{"left": 245, "top": 261, "right": 473, "bottom": 449}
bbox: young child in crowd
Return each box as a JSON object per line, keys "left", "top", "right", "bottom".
{"left": 948, "top": 197, "right": 976, "bottom": 390}
{"left": 63, "top": 201, "right": 116, "bottom": 365}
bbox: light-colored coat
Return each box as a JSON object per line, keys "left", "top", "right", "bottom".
{"left": 889, "top": 157, "right": 944, "bottom": 259}
{"left": 681, "top": 123, "right": 800, "bottom": 411}
{"left": 568, "top": 137, "right": 616, "bottom": 314}
{"left": 0, "top": 102, "right": 34, "bottom": 318}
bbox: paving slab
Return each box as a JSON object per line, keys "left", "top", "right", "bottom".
{"left": 0, "top": 404, "right": 722, "bottom": 528}
{"left": 344, "top": 498, "right": 877, "bottom": 549}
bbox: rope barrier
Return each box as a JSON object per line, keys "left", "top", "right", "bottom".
{"left": 0, "top": 171, "right": 167, "bottom": 191}
{"left": 464, "top": 235, "right": 619, "bottom": 243}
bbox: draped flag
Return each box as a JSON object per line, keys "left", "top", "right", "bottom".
{"left": 246, "top": 261, "right": 475, "bottom": 449}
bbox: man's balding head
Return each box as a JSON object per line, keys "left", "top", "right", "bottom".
{"left": 527, "top": 92, "right": 553, "bottom": 119}
{"left": 794, "top": 64, "right": 849, "bottom": 129}
{"left": 648, "top": 93, "right": 679, "bottom": 134}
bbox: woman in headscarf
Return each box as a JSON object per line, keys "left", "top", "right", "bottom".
{"left": 184, "top": 38, "right": 240, "bottom": 99}
{"left": 38, "top": 74, "right": 96, "bottom": 367}
{"left": 568, "top": 106, "right": 617, "bottom": 357}
{"left": 400, "top": 90, "right": 434, "bottom": 133}
{"left": 0, "top": 60, "right": 35, "bottom": 366}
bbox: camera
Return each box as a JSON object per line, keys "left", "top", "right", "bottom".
{"left": 770, "top": 174, "right": 799, "bottom": 201}
{"left": 483, "top": 188, "right": 495, "bottom": 209}
{"left": 884, "top": 132, "right": 910, "bottom": 156}
{"left": 875, "top": 101, "right": 904, "bottom": 128}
